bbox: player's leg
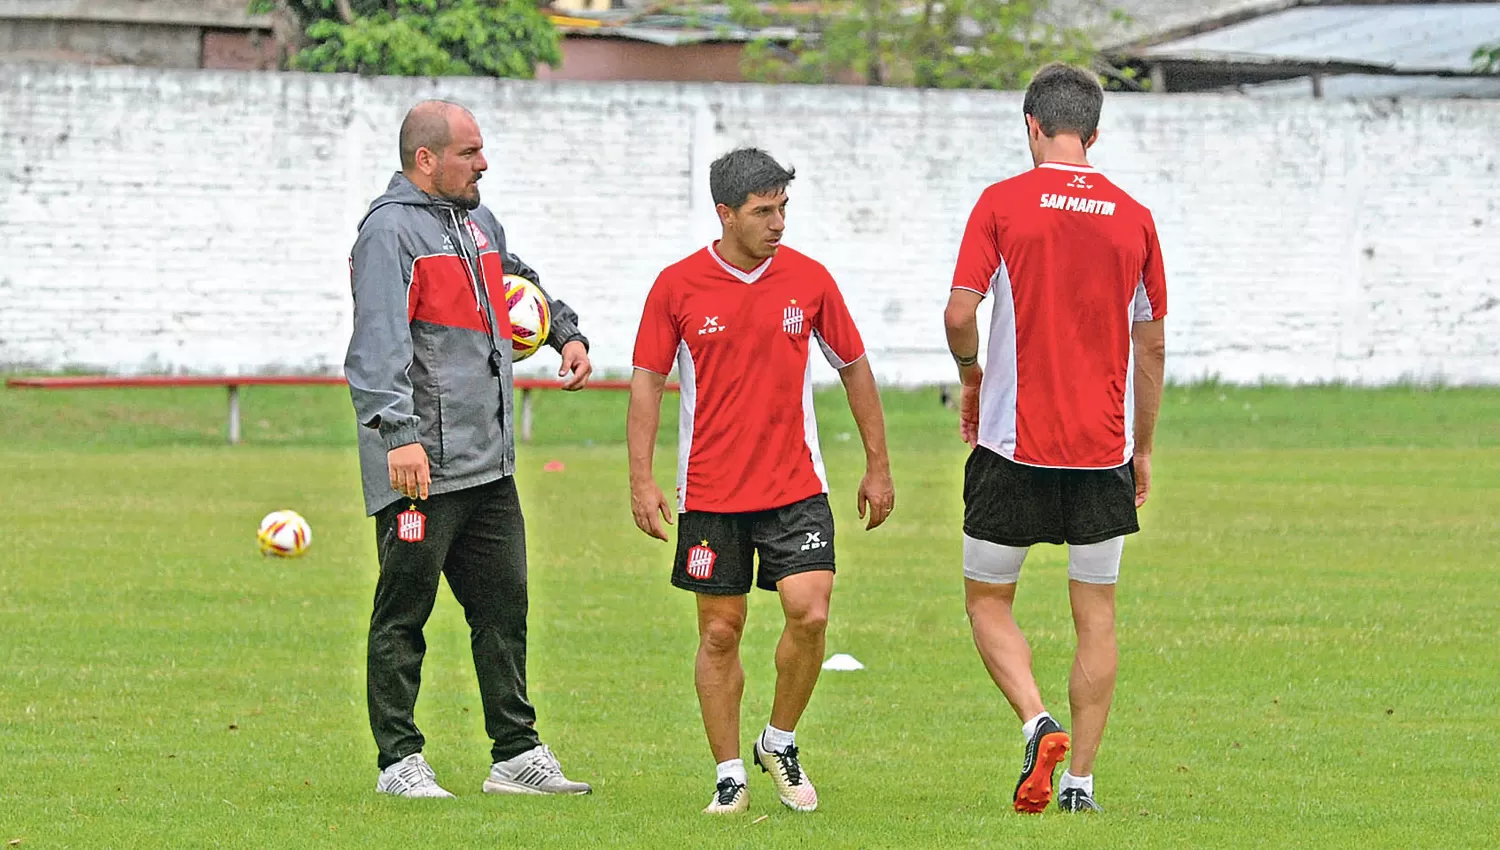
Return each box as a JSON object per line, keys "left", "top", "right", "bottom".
{"left": 769, "top": 569, "right": 833, "bottom": 732}
{"left": 441, "top": 478, "right": 589, "bottom": 796}
{"left": 695, "top": 592, "right": 749, "bottom": 762}
{"left": 751, "top": 494, "right": 835, "bottom": 813}
{"left": 963, "top": 548, "right": 1042, "bottom": 720}
{"left": 671, "top": 511, "right": 755, "bottom": 813}
{"left": 695, "top": 592, "right": 749, "bottom": 812}
{"left": 961, "top": 447, "right": 1071, "bottom": 813}
{"left": 368, "top": 490, "right": 467, "bottom": 797}
{"left": 1058, "top": 538, "right": 1123, "bottom": 813}
{"left": 1057, "top": 458, "right": 1137, "bottom": 813}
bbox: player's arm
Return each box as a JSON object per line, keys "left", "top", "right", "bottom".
{"left": 814, "top": 279, "right": 894, "bottom": 530}
{"left": 837, "top": 357, "right": 895, "bottom": 530}
{"left": 627, "top": 277, "right": 680, "bottom": 541}
{"left": 944, "top": 289, "right": 985, "bottom": 380}
{"left": 1132, "top": 216, "right": 1169, "bottom": 507}
{"left": 946, "top": 194, "right": 1000, "bottom": 448}
{"left": 627, "top": 370, "right": 673, "bottom": 541}
{"left": 344, "top": 225, "right": 428, "bottom": 500}
{"left": 1131, "top": 320, "right": 1165, "bottom": 507}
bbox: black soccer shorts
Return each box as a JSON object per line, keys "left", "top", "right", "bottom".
{"left": 671, "top": 494, "right": 836, "bottom": 595}
{"left": 963, "top": 446, "right": 1139, "bottom": 547}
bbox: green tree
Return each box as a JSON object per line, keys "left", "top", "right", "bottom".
{"left": 1475, "top": 41, "right": 1500, "bottom": 72}
{"left": 724, "top": 0, "right": 1124, "bottom": 89}
{"left": 248, "top": 0, "right": 561, "bottom": 77}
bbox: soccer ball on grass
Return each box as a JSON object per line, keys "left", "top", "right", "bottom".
{"left": 258, "top": 510, "right": 311, "bottom": 558}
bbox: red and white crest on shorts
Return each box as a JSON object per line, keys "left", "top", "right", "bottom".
{"left": 396, "top": 507, "right": 427, "bottom": 543}
{"left": 685, "top": 541, "right": 717, "bottom": 580}
{"left": 465, "top": 220, "right": 491, "bottom": 251}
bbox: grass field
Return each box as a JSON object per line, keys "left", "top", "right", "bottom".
{"left": 1, "top": 380, "right": 1497, "bottom": 849}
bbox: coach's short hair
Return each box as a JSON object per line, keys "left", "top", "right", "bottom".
{"left": 710, "top": 148, "right": 795, "bottom": 210}
{"left": 1022, "top": 63, "right": 1104, "bottom": 140}
{"left": 399, "top": 100, "right": 469, "bottom": 171}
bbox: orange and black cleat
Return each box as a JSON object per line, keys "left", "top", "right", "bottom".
{"left": 1012, "top": 716, "right": 1070, "bottom": 813}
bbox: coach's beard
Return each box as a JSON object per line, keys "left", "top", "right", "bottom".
{"left": 449, "top": 186, "right": 481, "bottom": 210}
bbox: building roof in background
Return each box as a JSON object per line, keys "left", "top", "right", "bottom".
{"left": 547, "top": 7, "right": 798, "bottom": 45}
{"left": 0, "top": 0, "right": 270, "bottom": 29}
{"left": 1049, "top": 0, "right": 1288, "bottom": 47}
{"left": 555, "top": 1, "right": 1266, "bottom": 48}
{"left": 1127, "top": 2, "right": 1500, "bottom": 97}
{"left": 1138, "top": 2, "right": 1500, "bottom": 71}
{"left": 1240, "top": 73, "right": 1500, "bottom": 97}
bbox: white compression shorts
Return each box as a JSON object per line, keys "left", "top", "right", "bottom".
{"left": 962, "top": 535, "right": 1125, "bottom": 585}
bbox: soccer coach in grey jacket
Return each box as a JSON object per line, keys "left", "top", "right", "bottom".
{"left": 344, "top": 100, "right": 592, "bottom": 799}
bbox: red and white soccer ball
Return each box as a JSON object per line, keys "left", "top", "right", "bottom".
{"left": 504, "top": 274, "right": 551, "bottom": 363}
{"left": 258, "top": 510, "right": 312, "bottom": 558}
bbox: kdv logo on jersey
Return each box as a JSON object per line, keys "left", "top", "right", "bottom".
{"left": 799, "top": 532, "right": 828, "bottom": 552}
{"left": 783, "top": 300, "right": 805, "bottom": 335}
{"left": 686, "top": 541, "right": 717, "bottom": 579}
{"left": 698, "top": 316, "right": 726, "bottom": 336}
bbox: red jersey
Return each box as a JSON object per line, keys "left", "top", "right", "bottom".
{"left": 633, "top": 244, "right": 866, "bottom": 514}
{"left": 952, "top": 162, "right": 1167, "bottom": 469}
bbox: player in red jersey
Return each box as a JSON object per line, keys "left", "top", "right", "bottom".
{"left": 627, "top": 148, "right": 896, "bottom": 815}
{"left": 944, "top": 64, "right": 1168, "bottom": 815}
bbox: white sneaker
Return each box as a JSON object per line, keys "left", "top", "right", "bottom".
{"left": 376, "top": 753, "right": 456, "bottom": 798}
{"left": 703, "top": 777, "right": 749, "bottom": 814}
{"left": 753, "top": 737, "right": 818, "bottom": 812}
{"left": 483, "top": 744, "right": 592, "bottom": 795}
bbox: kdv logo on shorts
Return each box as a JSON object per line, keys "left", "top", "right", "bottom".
{"left": 799, "top": 532, "right": 828, "bottom": 552}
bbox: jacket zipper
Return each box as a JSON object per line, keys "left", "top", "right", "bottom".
{"left": 448, "top": 208, "right": 495, "bottom": 337}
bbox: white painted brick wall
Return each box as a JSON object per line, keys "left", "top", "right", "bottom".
{"left": 2, "top": 66, "right": 1498, "bottom": 384}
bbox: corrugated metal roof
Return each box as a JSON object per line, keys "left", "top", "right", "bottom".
{"left": 1142, "top": 3, "right": 1500, "bottom": 71}
{"left": 1240, "top": 73, "right": 1500, "bottom": 98}
{"left": 1049, "top": 0, "right": 1287, "bottom": 46}
{"left": 549, "top": 9, "right": 797, "bottom": 44}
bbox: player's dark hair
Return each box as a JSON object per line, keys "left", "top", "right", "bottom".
{"left": 710, "top": 148, "right": 796, "bottom": 210}
{"left": 399, "top": 100, "right": 467, "bottom": 171}
{"left": 1022, "top": 63, "right": 1104, "bottom": 140}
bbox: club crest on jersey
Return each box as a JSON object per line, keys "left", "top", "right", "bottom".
{"left": 1068, "top": 174, "right": 1093, "bottom": 190}
{"left": 396, "top": 507, "right": 427, "bottom": 543}
{"left": 686, "top": 541, "right": 717, "bottom": 579}
{"left": 783, "top": 301, "right": 805, "bottom": 335}
{"left": 698, "top": 316, "right": 726, "bottom": 336}
{"left": 465, "top": 220, "right": 491, "bottom": 250}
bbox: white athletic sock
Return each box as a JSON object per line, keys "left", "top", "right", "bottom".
{"left": 1021, "top": 711, "right": 1051, "bottom": 742}
{"left": 1060, "top": 772, "right": 1093, "bottom": 795}
{"left": 716, "top": 758, "right": 747, "bottom": 786}
{"left": 761, "top": 724, "right": 796, "bottom": 752}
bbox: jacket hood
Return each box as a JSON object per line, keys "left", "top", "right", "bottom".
{"left": 358, "top": 172, "right": 461, "bottom": 229}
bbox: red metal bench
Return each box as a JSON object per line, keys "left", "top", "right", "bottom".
{"left": 4, "top": 375, "right": 675, "bottom": 444}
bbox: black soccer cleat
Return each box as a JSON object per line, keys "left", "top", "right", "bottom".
{"left": 1058, "top": 786, "right": 1102, "bottom": 813}
{"left": 1012, "top": 716, "right": 1070, "bottom": 813}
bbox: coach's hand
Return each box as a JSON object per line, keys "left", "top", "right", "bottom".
{"left": 1133, "top": 453, "right": 1152, "bottom": 508}
{"left": 388, "top": 443, "right": 430, "bottom": 500}
{"left": 559, "top": 341, "right": 592, "bottom": 391}
{"left": 857, "top": 467, "right": 895, "bottom": 530}
{"left": 631, "top": 478, "right": 674, "bottom": 541}
{"left": 959, "top": 365, "right": 983, "bottom": 447}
